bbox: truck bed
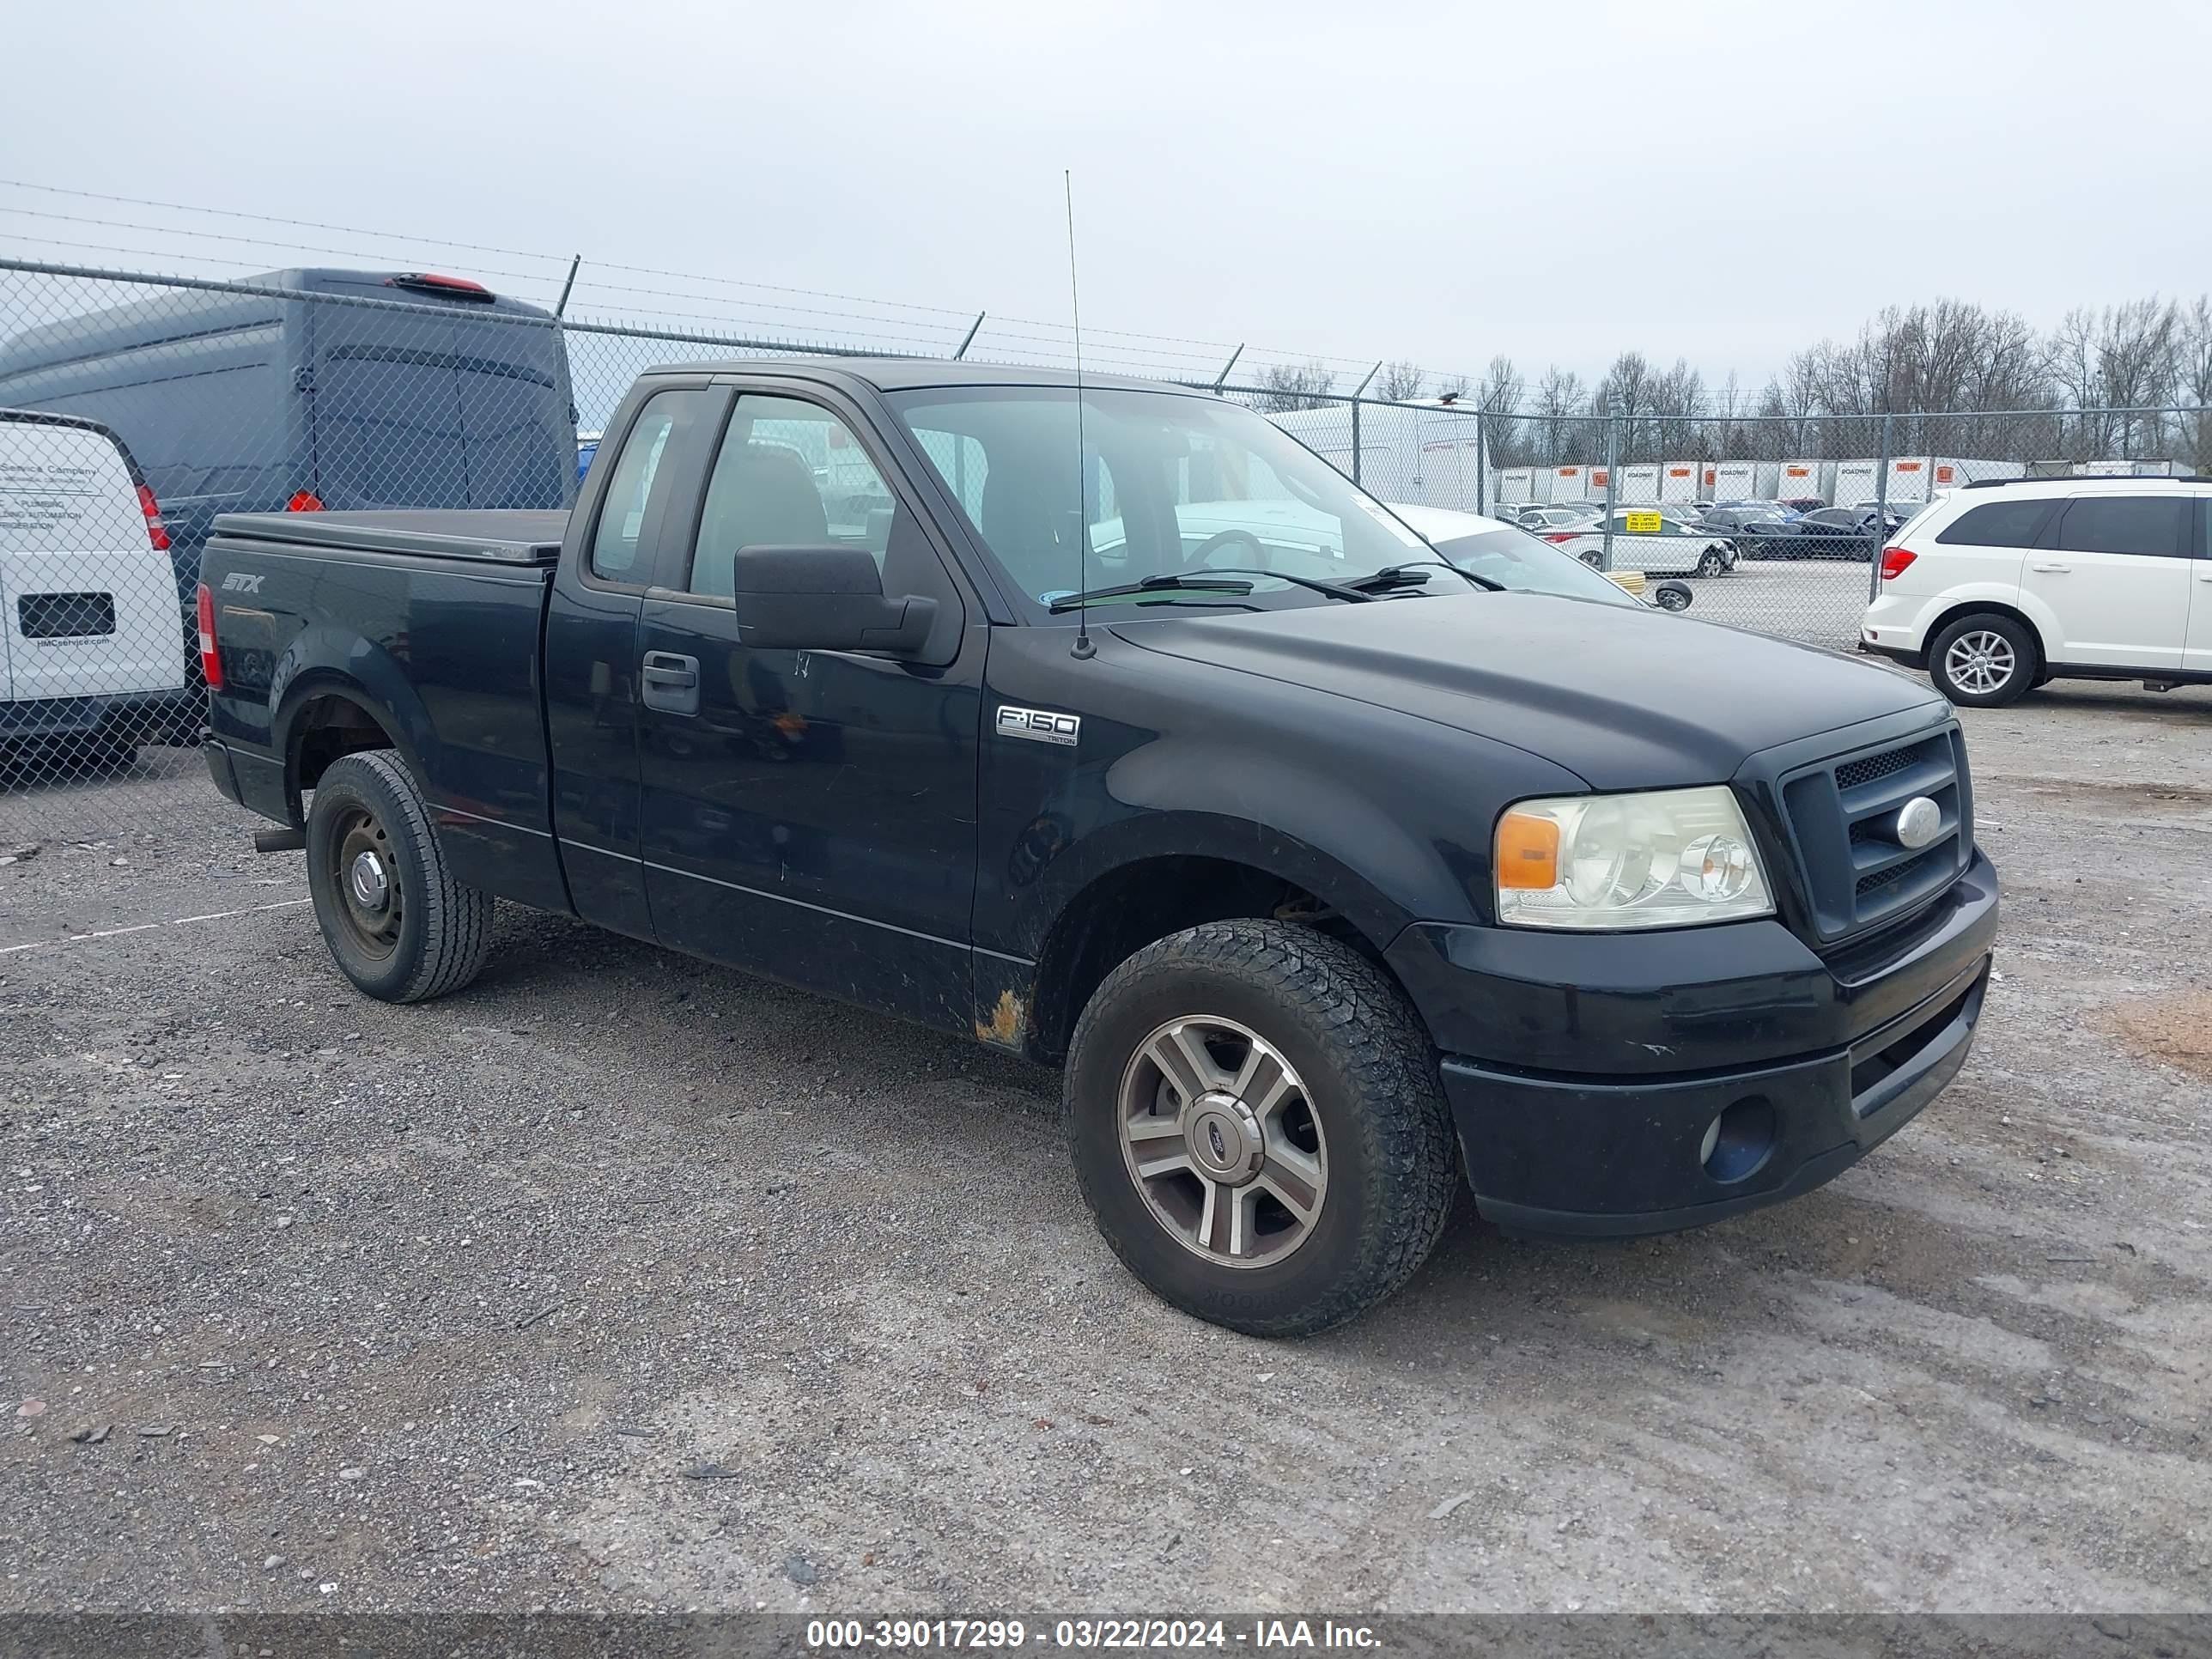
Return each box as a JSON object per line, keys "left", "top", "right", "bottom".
{"left": 209, "top": 509, "right": 569, "bottom": 565}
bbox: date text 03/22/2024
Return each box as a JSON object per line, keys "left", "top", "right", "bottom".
{"left": 805, "top": 1618, "right": 1383, "bottom": 1650}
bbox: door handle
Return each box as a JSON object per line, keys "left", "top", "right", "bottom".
{"left": 640, "top": 651, "right": 701, "bottom": 715}
{"left": 2029, "top": 562, "right": 2069, "bottom": 574}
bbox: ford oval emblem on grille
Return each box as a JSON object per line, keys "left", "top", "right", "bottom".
{"left": 1894, "top": 796, "right": 1942, "bottom": 849}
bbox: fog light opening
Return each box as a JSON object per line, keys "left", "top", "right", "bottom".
{"left": 1701, "top": 1096, "right": 1778, "bottom": 1184}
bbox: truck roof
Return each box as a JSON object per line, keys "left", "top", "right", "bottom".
{"left": 640, "top": 356, "right": 1216, "bottom": 397}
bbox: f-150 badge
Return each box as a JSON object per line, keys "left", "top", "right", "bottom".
{"left": 996, "top": 706, "right": 1080, "bottom": 747}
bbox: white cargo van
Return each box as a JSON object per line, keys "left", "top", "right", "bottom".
{"left": 0, "top": 410, "right": 197, "bottom": 762}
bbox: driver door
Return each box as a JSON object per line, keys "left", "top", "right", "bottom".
{"left": 633, "top": 386, "right": 985, "bottom": 1032}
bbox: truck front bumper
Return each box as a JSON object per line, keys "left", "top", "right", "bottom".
{"left": 1389, "top": 852, "right": 1998, "bottom": 1237}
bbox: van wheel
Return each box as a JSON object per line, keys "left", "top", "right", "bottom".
{"left": 1065, "top": 920, "right": 1458, "bottom": 1338}
{"left": 1929, "top": 613, "right": 2037, "bottom": 708}
{"left": 305, "top": 750, "right": 495, "bottom": 1003}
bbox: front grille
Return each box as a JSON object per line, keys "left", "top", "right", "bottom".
{"left": 1836, "top": 746, "right": 1919, "bottom": 792}
{"left": 1778, "top": 725, "right": 1972, "bottom": 941}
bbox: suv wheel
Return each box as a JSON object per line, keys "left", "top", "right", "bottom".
{"left": 306, "top": 750, "right": 495, "bottom": 1002}
{"left": 1929, "top": 613, "right": 2037, "bottom": 708}
{"left": 1065, "top": 920, "right": 1458, "bottom": 1337}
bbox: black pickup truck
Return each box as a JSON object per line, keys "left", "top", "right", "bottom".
{"left": 199, "top": 358, "right": 1998, "bottom": 1336}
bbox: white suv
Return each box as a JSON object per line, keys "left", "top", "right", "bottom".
{"left": 1858, "top": 477, "right": 2211, "bottom": 706}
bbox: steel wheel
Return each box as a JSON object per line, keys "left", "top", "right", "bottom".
{"left": 1942, "top": 629, "right": 2016, "bottom": 696}
{"left": 1117, "top": 1014, "right": 1327, "bottom": 1269}
{"left": 327, "top": 803, "right": 403, "bottom": 962}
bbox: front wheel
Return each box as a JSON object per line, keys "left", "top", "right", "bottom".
{"left": 1696, "top": 550, "right": 1728, "bottom": 577}
{"left": 306, "top": 750, "right": 495, "bottom": 1002}
{"left": 1065, "top": 920, "right": 1459, "bottom": 1337}
{"left": 1579, "top": 550, "right": 1603, "bottom": 568}
{"left": 1928, "top": 613, "right": 2038, "bottom": 708}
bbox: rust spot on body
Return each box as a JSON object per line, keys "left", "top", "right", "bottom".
{"left": 975, "top": 988, "right": 1028, "bottom": 1050}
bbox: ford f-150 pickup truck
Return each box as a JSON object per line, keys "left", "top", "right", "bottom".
{"left": 199, "top": 357, "right": 1998, "bottom": 1337}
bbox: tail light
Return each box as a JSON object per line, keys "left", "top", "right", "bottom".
{"left": 386, "top": 271, "right": 495, "bottom": 302}
{"left": 1543, "top": 533, "right": 1577, "bottom": 544}
{"left": 196, "top": 581, "right": 223, "bottom": 691}
{"left": 1878, "top": 545, "right": 1917, "bottom": 580}
{"left": 286, "top": 490, "right": 325, "bottom": 513}
{"left": 137, "top": 483, "right": 171, "bottom": 551}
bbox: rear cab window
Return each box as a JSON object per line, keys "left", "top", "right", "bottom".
{"left": 588, "top": 389, "right": 714, "bottom": 580}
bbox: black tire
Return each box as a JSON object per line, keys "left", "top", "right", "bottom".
{"left": 1065, "top": 919, "right": 1458, "bottom": 1338}
{"left": 305, "top": 750, "right": 495, "bottom": 1003}
{"left": 1651, "top": 582, "right": 1692, "bottom": 612}
{"left": 1696, "top": 550, "right": 1727, "bottom": 578}
{"left": 1927, "top": 612, "right": 2039, "bottom": 708}
{"left": 1579, "top": 550, "right": 1602, "bottom": 568}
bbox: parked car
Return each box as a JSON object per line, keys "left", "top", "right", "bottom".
{"left": 0, "top": 409, "right": 198, "bottom": 762}
{"left": 1778, "top": 495, "right": 1826, "bottom": 514}
{"left": 1517, "top": 503, "right": 1601, "bottom": 531}
{"left": 1859, "top": 476, "right": 2211, "bottom": 705}
{"left": 198, "top": 357, "right": 1997, "bottom": 1338}
{"left": 1744, "top": 505, "right": 1899, "bottom": 562}
{"left": 1541, "top": 507, "right": 1741, "bottom": 576}
{"left": 1384, "top": 503, "right": 1695, "bottom": 611}
{"left": 0, "top": 268, "right": 579, "bottom": 658}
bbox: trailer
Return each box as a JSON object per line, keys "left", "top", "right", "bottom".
{"left": 1266, "top": 400, "right": 1495, "bottom": 513}
{"left": 1493, "top": 465, "right": 1537, "bottom": 506}
{"left": 1777, "top": 459, "right": 1832, "bottom": 504}
{"left": 1711, "top": 459, "right": 1778, "bottom": 502}
{"left": 1660, "top": 461, "right": 1702, "bottom": 505}
{"left": 1548, "top": 464, "right": 1591, "bottom": 506}
{"left": 1833, "top": 459, "right": 1882, "bottom": 507}
{"left": 1618, "top": 462, "right": 1662, "bottom": 504}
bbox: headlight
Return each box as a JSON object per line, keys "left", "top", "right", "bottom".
{"left": 1494, "top": 785, "right": 1773, "bottom": 930}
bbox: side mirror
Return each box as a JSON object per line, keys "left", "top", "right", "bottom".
{"left": 1650, "top": 580, "right": 1693, "bottom": 612}
{"left": 729, "top": 544, "right": 938, "bottom": 654}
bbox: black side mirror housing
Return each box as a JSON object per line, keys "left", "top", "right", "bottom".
{"left": 729, "top": 544, "right": 938, "bottom": 654}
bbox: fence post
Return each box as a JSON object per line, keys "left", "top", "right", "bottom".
{"left": 1352, "top": 396, "right": 1362, "bottom": 487}
{"left": 554, "top": 255, "right": 581, "bottom": 318}
{"left": 1601, "top": 416, "right": 1620, "bottom": 571}
{"left": 1869, "top": 410, "right": 1893, "bottom": 604}
{"left": 1474, "top": 409, "right": 1486, "bottom": 515}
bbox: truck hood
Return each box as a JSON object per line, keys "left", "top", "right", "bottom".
{"left": 1111, "top": 592, "right": 1946, "bottom": 791}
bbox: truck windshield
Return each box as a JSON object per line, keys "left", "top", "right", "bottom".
{"left": 886, "top": 386, "right": 1448, "bottom": 616}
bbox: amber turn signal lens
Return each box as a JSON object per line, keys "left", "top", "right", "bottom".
{"left": 1495, "top": 811, "right": 1560, "bottom": 890}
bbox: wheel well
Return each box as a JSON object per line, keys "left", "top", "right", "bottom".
{"left": 1926, "top": 600, "right": 2046, "bottom": 667}
{"left": 289, "top": 695, "right": 398, "bottom": 800}
{"left": 1028, "top": 855, "right": 1389, "bottom": 1062}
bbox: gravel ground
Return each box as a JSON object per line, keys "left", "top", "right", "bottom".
{"left": 3, "top": 681, "right": 2209, "bottom": 1616}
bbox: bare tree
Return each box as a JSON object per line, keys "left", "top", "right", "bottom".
{"left": 1477, "top": 355, "right": 1524, "bottom": 465}
{"left": 1375, "top": 360, "right": 1425, "bottom": 402}
{"left": 1652, "top": 357, "right": 1710, "bottom": 460}
{"left": 1529, "top": 366, "right": 1586, "bottom": 466}
{"left": 1251, "top": 360, "right": 1339, "bottom": 414}
{"left": 1593, "top": 351, "right": 1659, "bottom": 460}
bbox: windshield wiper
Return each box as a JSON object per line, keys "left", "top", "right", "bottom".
{"left": 1181, "top": 565, "right": 1376, "bottom": 603}
{"left": 1046, "top": 573, "right": 1255, "bottom": 613}
{"left": 1349, "top": 559, "right": 1503, "bottom": 594}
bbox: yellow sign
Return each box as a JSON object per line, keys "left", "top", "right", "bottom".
{"left": 1624, "top": 510, "right": 1664, "bottom": 534}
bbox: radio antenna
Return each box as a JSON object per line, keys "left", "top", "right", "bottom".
{"left": 1064, "top": 169, "right": 1096, "bottom": 661}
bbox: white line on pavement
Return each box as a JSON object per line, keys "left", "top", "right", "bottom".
{"left": 0, "top": 896, "right": 310, "bottom": 957}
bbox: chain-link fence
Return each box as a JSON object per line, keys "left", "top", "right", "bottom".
{"left": 2, "top": 254, "right": 2205, "bottom": 846}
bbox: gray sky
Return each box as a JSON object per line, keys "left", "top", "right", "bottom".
{"left": 7, "top": 0, "right": 2209, "bottom": 389}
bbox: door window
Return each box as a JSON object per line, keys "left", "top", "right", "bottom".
{"left": 687, "top": 396, "right": 894, "bottom": 598}
{"left": 589, "top": 389, "right": 713, "bottom": 579}
{"left": 2054, "top": 495, "right": 2187, "bottom": 558}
